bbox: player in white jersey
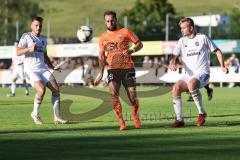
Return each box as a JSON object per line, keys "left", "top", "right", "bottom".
{"left": 16, "top": 16, "right": 67, "bottom": 125}
{"left": 7, "top": 41, "right": 29, "bottom": 97}
{"left": 169, "top": 18, "right": 228, "bottom": 127}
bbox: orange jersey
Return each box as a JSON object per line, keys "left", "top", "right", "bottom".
{"left": 99, "top": 28, "right": 140, "bottom": 69}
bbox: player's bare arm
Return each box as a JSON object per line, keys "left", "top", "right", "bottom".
{"left": 44, "top": 52, "right": 55, "bottom": 70}
{"left": 94, "top": 51, "right": 106, "bottom": 85}
{"left": 169, "top": 55, "right": 178, "bottom": 71}
{"left": 214, "top": 48, "right": 229, "bottom": 73}
{"left": 123, "top": 41, "right": 143, "bottom": 56}
{"left": 16, "top": 43, "right": 37, "bottom": 56}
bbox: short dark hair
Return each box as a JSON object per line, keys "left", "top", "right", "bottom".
{"left": 104, "top": 10, "right": 117, "bottom": 18}
{"left": 179, "top": 18, "right": 194, "bottom": 27}
{"left": 32, "top": 16, "right": 43, "bottom": 23}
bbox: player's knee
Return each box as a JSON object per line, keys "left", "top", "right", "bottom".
{"left": 172, "top": 84, "right": 181, "bottom": 95}
{"left": 188, "top": 83, "right": 197, "bottom": 92}
{"left": 37, "top": 87, "right": 46, "bottom": 96}
{"left": 188, "top": 79, "right": 200, "bottom": 91}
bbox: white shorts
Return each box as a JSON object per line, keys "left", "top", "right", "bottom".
{"left": 180, "top": 72, "right": 210, "bottom": 88}
{"left": 24, "top": 68, "right": 53, "bottom": 88}
{"left": 12, "top": 65, "right": 25, "bottom": 81}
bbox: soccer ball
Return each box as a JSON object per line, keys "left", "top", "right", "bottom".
{"left": 77, "top": 26, "right": 93, "bottom": 42}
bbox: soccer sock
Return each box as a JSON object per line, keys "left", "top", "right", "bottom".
{"left": 131, "top": 103, "right": 139, "bottom": 119}
{"left": 204, "top": 84, "right": 210, "bottom": 90}
{"left": 11, "top": 82, "right": 16, "bottom": 94}
{"left": 173, "top": 96, "right": 183, "bottom": 121}
{"left": 190, "top": 89, "right": 205, "bottom": 114}
{"left": 112, "top": 97, "right": 124, "bottom": 124}
{"left": 33, "top": 95, "right": 43, "bottom": 115}
{"left": 131, "top": 103, "right": 141, "bottom": 128}
{"left": 52, "top": 92, "right": 60, "bottom": 119}
{"left": 25, "top": 84, "right": 29, "bottom": 94}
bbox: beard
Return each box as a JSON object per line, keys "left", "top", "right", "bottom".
{"left": 107, "top": 25, "right": 117, "bottom": 31}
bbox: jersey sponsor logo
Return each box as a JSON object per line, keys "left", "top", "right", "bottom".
{"left": 117, "top": 34, "right": 123, "bottom": 40}
{"left": 105, "top": 41, "right": 118, "bottom": 52}
{"left": 187, "top": 51, "right": 200, "bottom": 57}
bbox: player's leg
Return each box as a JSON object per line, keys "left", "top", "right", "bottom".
{"left": 172, "top": 80, "right": 188, "bottom": 127}
{"left": 7, "top": 70, "right": 17, "bottom": 97}
{"left": 20, "top": 67, "right": 30, "bottom": 96}
{"left": 23, "top": 79, "right": 29, "bottom": 96}
{"left": 188, "top": 74, "right": 209, "bottom": 126}
{"left": 107, "top": 69, "right": 126, "bottom": 131}
{"left": 7, "top": 78, "right": 17, "bottom": 97}
{"left": 32, "top": 80, "right": 46, "bottom": 125}
{"left": 44, "top": 71, "right": 68, "bottom": 124}
{"left": 25, "top": 71, "right": 45, "bottom": 125}
{"left": 188, "top": 78, "right": 205, "bottom": 113}
{"left": 109, "top": 81, "right": 126, "bottom": 131}
{"left": 123, "top": 69, "right": 141, "bottom": 129}
{"left": 124, "top": 86, "right": 141, "bottom": 129}
{"left": 204, "top": 83, "right": 213, "bottom": 101}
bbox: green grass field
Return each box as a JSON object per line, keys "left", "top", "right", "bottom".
{"left": 0, "top": 86, "right": 240, "bottom": 160}
{"left": 31, "top": 0, "right": 240, "bottom": 37}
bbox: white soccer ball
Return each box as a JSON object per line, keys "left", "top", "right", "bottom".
{"left": 77, "top": 26, "right": 93, "bottom": 42}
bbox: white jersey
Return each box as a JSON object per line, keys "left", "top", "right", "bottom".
{"left": 18, "top": 32, "right": 47, "bottom": 72}
{"left": 173, "top": 33, "right": 217, "bottom": 76}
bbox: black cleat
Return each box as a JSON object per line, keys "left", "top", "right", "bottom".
{"left": 207, "top": 88, "right": 213, "bottom": 101}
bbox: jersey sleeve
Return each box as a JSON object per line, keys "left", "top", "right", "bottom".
{"left": 205, "top": 35, "right": 217, "bottom": 53}
{"left": 173, "top": 39, "right": 182, "bottom": 56}
{"left": 126, "top": 29, "right": 139, "bottom": 44}
{"left": 18, "top": 33, "right": 28, "bottom": 48}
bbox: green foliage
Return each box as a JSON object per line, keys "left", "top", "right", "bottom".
{"left": 119, "top": 0, "right": 179, "bottom": 40}
{"left": 226, "top": 6, "right": 240, "bottom": 38}
{"left": 0, "top": 0, "right": 43, "bottom": 45}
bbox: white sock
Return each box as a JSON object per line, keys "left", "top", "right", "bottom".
{"left": 52, "top": 92, "right": 60, "bottom": 119}
{"left": 173, "top": 96, "right": 183, "bottom": 121}
{"left": 25, "top": 84, "right": 29, "bottom": 94}
{"left": 33, "top": 95, "right": 43, "bottom": 115}
{"left": 191, "top": 89, "right": 205, "bottom": 114}
{"left": 11, "top": 83, "right": 16, "bottom": 94}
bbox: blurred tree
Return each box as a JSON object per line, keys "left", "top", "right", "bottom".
{"left": 0, "top": 0, "right": 43, "bottom": 45}
{"left": 226, "top": 6, "right": 240, "bottom": 38}
{"left": 119, "top": 0, "right": 180, "bottom": 40}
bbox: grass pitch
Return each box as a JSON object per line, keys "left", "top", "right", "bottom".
{"left": 0, "top": 86, "right": 240, "bottom": 160}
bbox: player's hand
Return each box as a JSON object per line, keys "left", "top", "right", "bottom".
{"left": 94, "top": 73, "right": 103, "bottom": 86}
{"left": 222, "top": 67, "right": 229, "bottom": 74}
{"left": 29, "top": 43, "right": 37, "bottom": 52}
{"left": 169, "top": 63, "right": 177, "bottom": 71}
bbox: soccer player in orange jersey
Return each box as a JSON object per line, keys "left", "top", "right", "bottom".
{"left": 94, "top": 10, "right": 143, "bottom": 131}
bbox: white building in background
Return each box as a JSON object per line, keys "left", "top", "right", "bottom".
{"left": 190, "top": 14, "right": 229, "bottom": 27}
